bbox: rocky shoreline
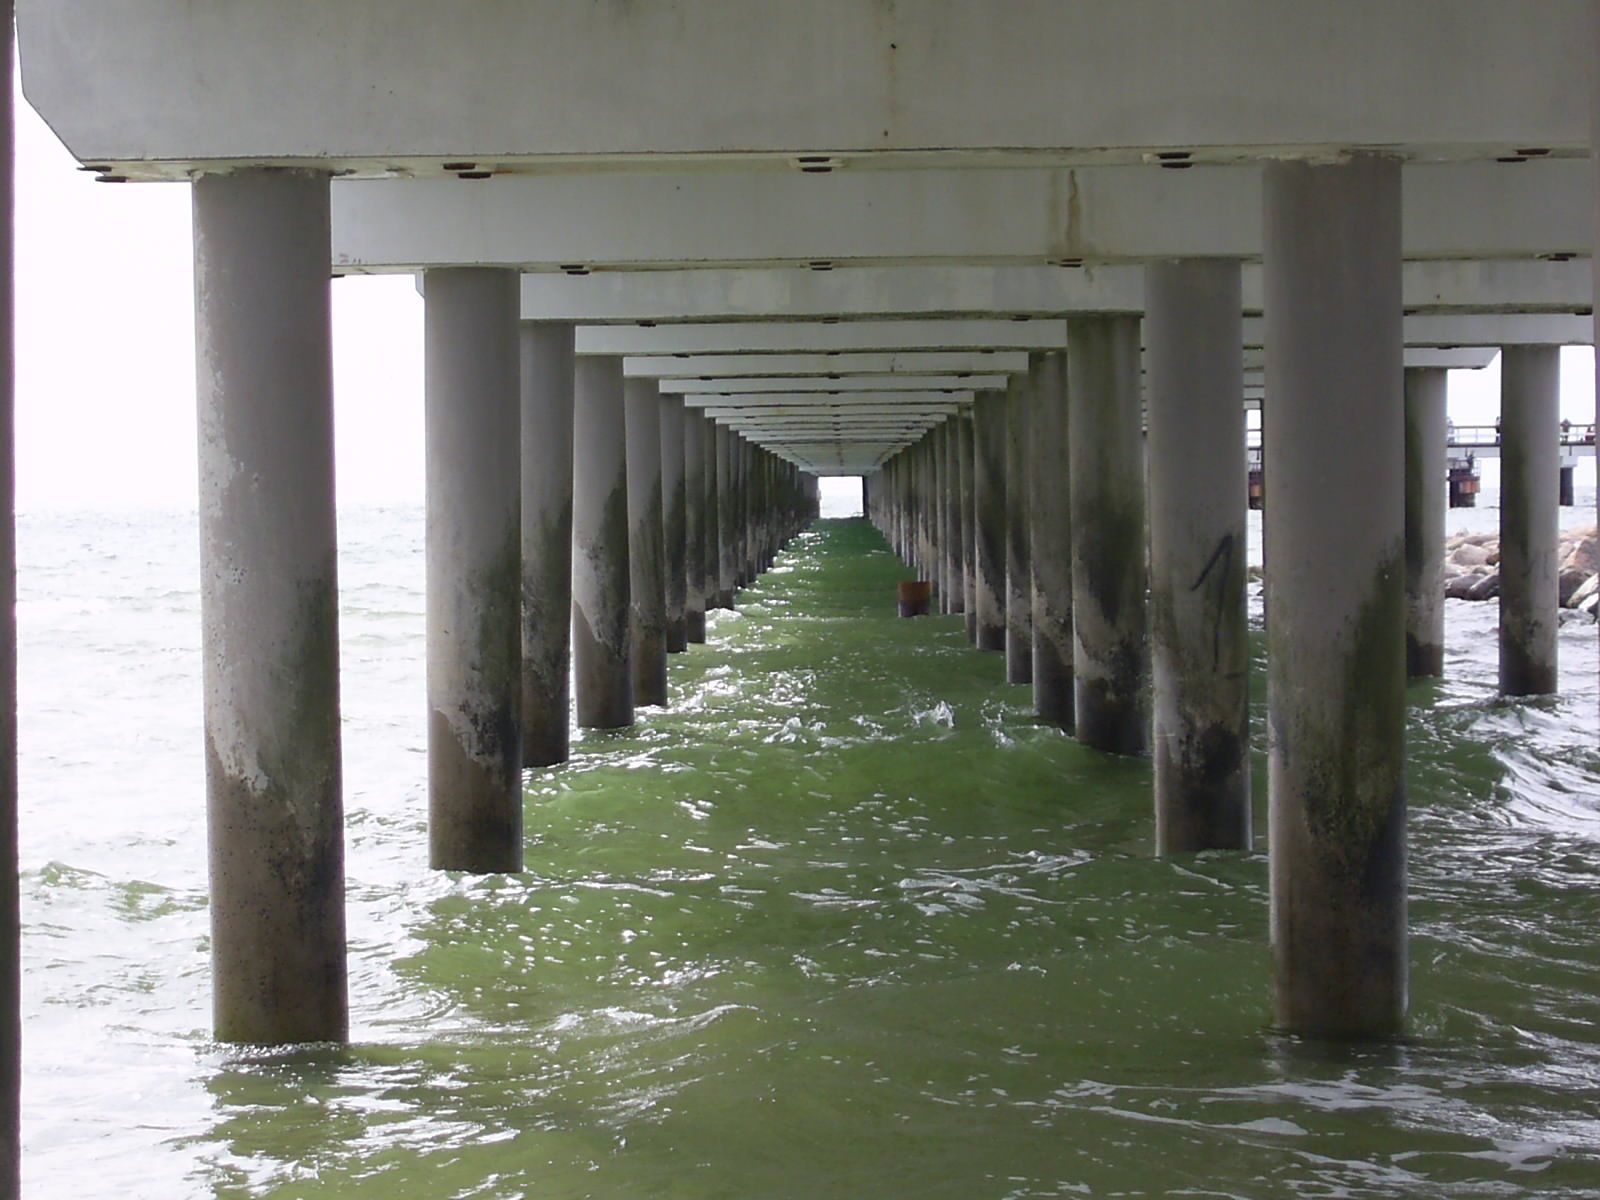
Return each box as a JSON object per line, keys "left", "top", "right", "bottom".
{"left": 1443, "top": 525, "right": 1599, "bottom": 620}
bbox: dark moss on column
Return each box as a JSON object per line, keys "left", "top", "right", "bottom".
{"left": 973, "top": 392, "right": 1008, "bottom": 651}
{"left": 1499, "top": 345, "right": 1559, "bottom": 697}
{"left": 1068, "top": 315, "right": 1148, "bottom": 756}
{"left": 573, "top": 357, "right": 634, "bottom": 729}
{"left": 1403, "top": 368, "right": 1447, "bottom": 680}
{"left": 684, "top": 411, "right": 708, "bottom": 643}
{"left": 626, "top": 379, "right": 669, "bottom": 707}
{"left": 424, "top": 267, "right": 523, "bottom": 874}
{"left": 1146, "top": 260, "right": 1249, "bottom": 851}
{"left": 520, "top": 322, "right": 575, "bottom": 768}
{"left": 1028, "top": 352, "right": 1073, "bottom": 729}
{"left": 1264, "top": 154, "right": 1407, "bottom": 1037}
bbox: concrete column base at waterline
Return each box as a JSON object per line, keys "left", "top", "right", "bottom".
{"left": 1404, "top": 368, "right": 1447, "bottom": 680}
{"left": 194, "top": 167, "right": 347, "bottom": 1042}
{"left": 1146, "top": 260, "right": 1250, "bottom": 852}
{"left": 520, "top": 322, "right": 575, "bottom": 768}
{"left": 973, "top": 392, "right": 1008, "bottom": 652}
{"left": 573, "top": 356, "right": 634, "bottom": 729}
{"left": 626, "top": 380, "right": 669, "bottom": 707}
{"left": 1028, "top": 353, "right": 1074, "bottom": 729}
{"left": 1499, "top": 345, "right": 1560, "bottom": 697}
{"left": 1004, "top": 375, "right": 1034, "bottom": 684}
{"left": 1264, "top": 154, "right": 1407, "bottom": 1038}
{"left": 424, "top": 268, "right": 523, "bottom": 874}
{"left": 661, "top": 395, "right": 689, "bottom": 653}
{"left": 1068, "top": 314, "right": 1149, "bottom": 757}
{"left": 684, "top": 412, "right": 709, "bottom": 644}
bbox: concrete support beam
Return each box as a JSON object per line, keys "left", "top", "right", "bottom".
{"left": 625, "top": 379, "right": 669, "bottom": 706}
{"left": 628, "top": 351, "right": 1032, "bottom": 379}
{"left": 1004, "top": 372, "right": 1033, "bottom": 684}
{"left": 519, "top": 321, "right": 575, "bottom": 767}
{"left": 424, "top": 267, "right": 522, "bottom": 873}
{"left": 660, "top": 394, "right": 688, "bottom": 653}
{"left": 26, "top": 3, "right": 1590, "bottom": 172}
{"left": 582, "top": 321, "right": 1065, "bottom": 357}
{"left": 1264, "top": 154, "right": 1406, "bottom": 1038}
{"left": 1146, "top": 259, "right": 1249, "bottom": 851}
{"left": 684, "top": 410, "right": 708, "bottom": 643}
{"left": 1403, "top": 368, "right": 1448, "bottom": 679}
{"left": 973, "top": 391, "right": 1007, "bottom": 651}
{"left": 518, "top": 259, "right": 1592, "bottom": 324}
{"left": 1499, "top": 345, "right": 1560, "bottom": 696}
{"left": 194, "top": 167, "right": 347, "bottom": 1043}
{"left": 1029, "top": 352, "right": 1073, "bottom": 728}
{"left": 573, "top": 356, "right": 634, "bottom": 729}
{"left": 332, "top": 161, "right": 1593, "bottom": 272}
{"left": 1068, "top": 314, "right": 1148, "bottom": 755}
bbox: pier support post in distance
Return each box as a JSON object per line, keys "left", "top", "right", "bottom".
{"left": 574, "top": 356, "right": 634, "bottom": 729}
{"left": 1029, "top": 352, "right": 1074, "bottom": 729}
{"left": 1499, "top": 345, "right": 1560, "bottom": 696}
{"left": 1403, "top": 367, "right": 1447, "bottom": 679}
{"left": 1005, "top": 372, "right": 1034, "bottom": 683}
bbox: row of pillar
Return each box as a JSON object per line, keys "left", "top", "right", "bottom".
{"left": 870, "top": 155, "right": 1575, "bottom": 1040}
{"left": 192, "top": 168, "right": 818, "bottom": 1045}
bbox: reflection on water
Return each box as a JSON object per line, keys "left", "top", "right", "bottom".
{"left": 17, "top": 512, "right": 1600, "bottom": 1197}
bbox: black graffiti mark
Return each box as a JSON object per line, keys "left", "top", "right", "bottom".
{"left": 1188, "top": 533, "right": 1235, "bottom": 672}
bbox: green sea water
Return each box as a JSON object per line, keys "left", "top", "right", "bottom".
{"left": 23, "top": 514, "right": 1600, "bottom": 1197}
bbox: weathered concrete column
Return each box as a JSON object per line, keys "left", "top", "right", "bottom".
{"left": 194, "top": 168, "right": 347, "bottom": 1043}
{"left": 573, "top": 356, "right": 634, "bottom": 729}
{"left": 1146, "top": 260, "right": 1249, "bottom": 851}
{"left": 1029, "top": 352, "right": 1073, "bottom": 728}
{"left": 660, "top": 394, "right": 688, "bottom": 653}
{"left": 1264, "top": 154, "right": 1406, "bottom": 1037}
{"left": 715, "top": 423, "right": 738, "bottom": 607}
{"left": 958, "top": 411, "right": 977, "bottom": 642}
{"left": 973, "top": 391, "right": 1008, "bottom": 651}
{"left": 684, "top": 409, "right": 708, "bottom": 643}
{"left": 519, "top": 322, "right": 575, "bottom": 768}
{"left": 1500, "top": 345, "right": 1560, "bottom": 696}
{"left": 944, "top": 419, "right": 964, "bottom": 615}
{"left": 1005, "top": 373, "right": 1034, "bottom": 683}
{"left": 625, "top": 379, "right": 669, "bottom": 707}
{"left": 424, "top": 268, "right": 522, "bottom": 873}
{"left": 1067, "top": 315, "right": 1148, "bottom": 755}
{"left": 0, "top": 5, "right": 15, "bottom": 1176}
{"left": 1403, "top": 367, "right": 1448, "bottom": 679}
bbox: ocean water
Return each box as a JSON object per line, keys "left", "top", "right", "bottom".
{"left": 14, "top": 489, "right": 1600, "bottom": 1198}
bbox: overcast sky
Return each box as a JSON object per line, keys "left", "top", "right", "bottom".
{"left": 12, "top": 80, "right": 1595, "bottom": 513}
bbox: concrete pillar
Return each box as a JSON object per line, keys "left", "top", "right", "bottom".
{"left": 684, "top": 410, "right": 708, "bottom": 643}
{"left": 715, "top": 424, "right": 738, "bottom": 607}
{"left": 744, "top": 441, "right": 761, "bottom": 581}
{"left": 943, "top": 419, "right": 964, "bottom": 615}
{"left": 660, "top": 395, "right": 688, "bottom": 653}
{"left": 1067, "top": 315, "right": 1148, "bottom": 755}
{"left": 973, "top": 391, "right": 1008, "bottom": 651}
{"left": 626, "top": 379, "right": 669, "bottom": 707}
{"left": 1500, "top": 345, "right": 1560, "bottom": 696}
{"left": 519, "top": 323, "right": 575, "bottom": 769}
{"left": 1263, "top": 154, "right": 1406, "bottom": 1038}
{"left": 1146, "top": 260, "right": 1250, "bottom": 851}
{"left": 958, "top": 411, "right": 977, "bottom": 643}
{"left": 573, "top": 356, "right": 634, "bottom": 729}
{"left": 424, "top": 268, "right": 522, "bottom": 873}
{"left": 1029, "top": 352, "right": 1073, "bottom": 728}
{"left": 1005, "top": 373, "right": 1034, "bottom": 683}
{"left": 0, "top": 4, "right": 15, "bottom": 1177}
{"left": 194, "top": 168, "right": 347, "bottom": 1042}
{"left": 1403, "top": 367, "right": 1448, "bottom": 679}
